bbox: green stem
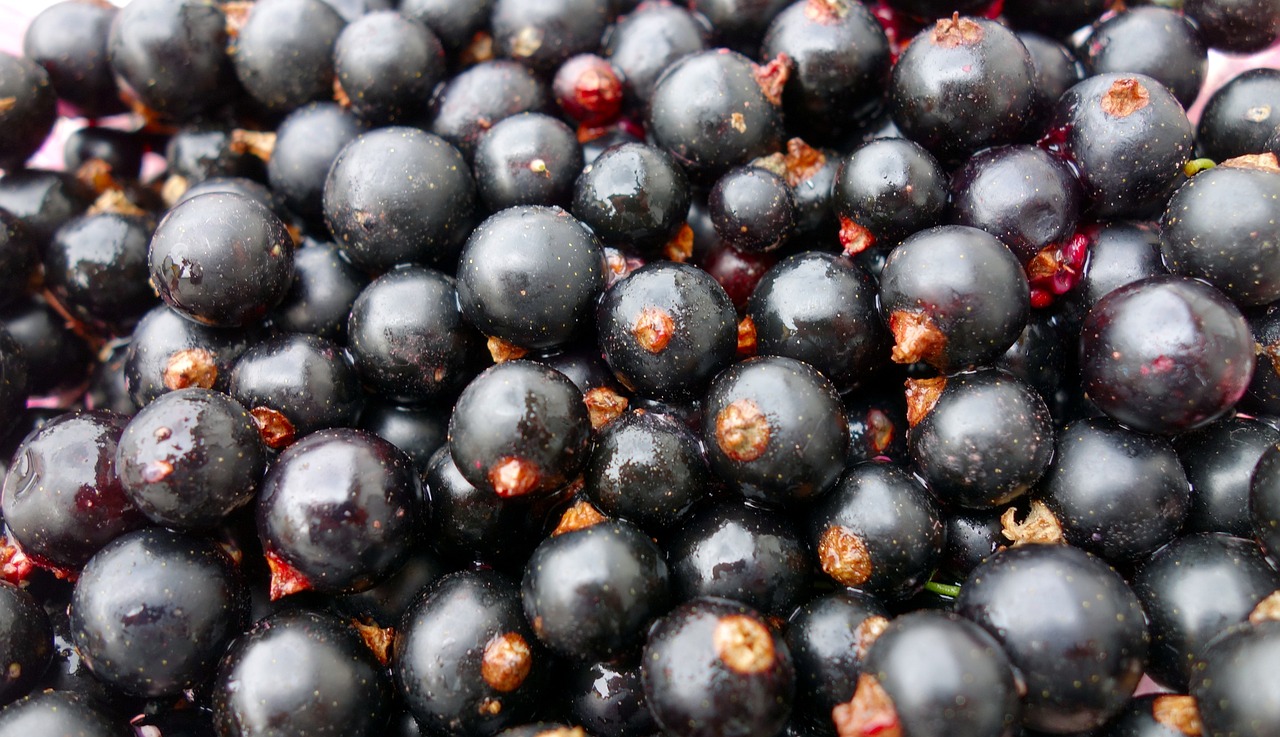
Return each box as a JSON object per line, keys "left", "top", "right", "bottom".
{"left": 924, "top": 580, "right": 962, "bottom": 598}
{"left": 1184, "top": 158, "right": 1216, "bottom": 176}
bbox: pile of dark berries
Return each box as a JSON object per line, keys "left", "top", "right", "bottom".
{"left": 1, "top": 0, "right": 1280, "bottom": 736}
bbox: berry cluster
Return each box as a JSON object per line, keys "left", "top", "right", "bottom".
{"left": 0, "top": 1, "right": 1278, "bottom": 737}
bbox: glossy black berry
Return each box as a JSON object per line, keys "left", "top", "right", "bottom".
{"left": 324, "top": 126, "right": 477, "bottom": 272}
{"left": 107, "top": 0, "right": 234, "bottom": 121}
{"left": 0, "top": 691, "right": 122, "bottom": 737}
{"left": 565, "top": 657, "right": 658, "bottom": 737}
{"left": 70, "top": 527, "right": 248, "bottom": 697}
{"left": 230, "top": 333, "right": 363, "bottom": 449}
{"left": 760, "top": 0, "right": 890, "bottom": 143}
{"left": 457, "top": 206, "right": 607, "bottom": 351}
{"left": 1191, "top": 618, "right": 1280, "bottom": 737}
{"left": 1079, "top": 275, "right": 1255, "bottom": 435}
{"left": 1, "top": 296, "right": 92, "bottom": 395}
{"left": 44, "top": 211, "right": 156, "bottom": 334}
{"left": 257, "top": 428, "right": 419, "bottom": 597}
{"left": 266, "top": 103, "right": 362, "bottom": 225}
{"left": 1019, "top": 31, "right": 1085, "bottom": 126}
{"left": 642, "top": 597, "right": 795, "bottom": 737}
{"left": 708, "top": 166, "right": 795, "bottom": 253}
{"left": 1058, "top": 222, "right": 1165, "bottom": 332}
{"left": 1044, "top": 73, "right": 1194, "bottom": 220}
{"left": 395, "top": 569, "right": 546, "bottom": 737}
{"left": 666, "top": 499, "right": 812, "bottom": 619}
{"left": 0, "top": 581, "right": 51, "bottom": 706}
{"left": 0, "top": 211, "right": 37, "bottom": 313}
{"left": 597, "top": 261, "right": 736, "bottom": 400}
{"left": 602, "top": 1, "right": 708, "bottom": 108}
{"left": 449, "top": 361, "right": 592, "bottom": 499}
{"left": 337, "top": 546, "right": 447, "bottom": 628}
{"left": 1038, "top": 417, "right": 1190, "bottom": 563}
{"left": 908, "top": 369, "right": 1054, "bottom": 509}
{"left": 270, "top": 239, "right": 369, "bottom": 343}
{"left": 1002, "top": 0, "right": 1109, "bottom": 38}
{"left": 957, "top": 544, "right": 1148, "bottom": 734}
{"left": 879, "top": 225, "right": 1030, "bottom": 373}
{"left": 490, "top": 0, "right": 610, "bottom": 74}
{"left": 889, "top": 16, "right": 1037, "bottom": 163}
{"left": 1252, "top": 443, "right": 1280, "bottom": 562}
{"left": 949, "top": 145, "right": 1082, "bottom": 265}
{"left": 358, "top": 400, "right": 448, "bottom": 473}
{"left": 523, "top": 518, "right": 669, "bottom": 661}
{"left": 474, "top": 113, "right": 582, "bottom": 213}
{"left": 647, "top": 49, "right": 785, "bottom": 182}
{"left": 334, "top": 11, "right": 446, "bottom": 125}
{"left": 148, "top": 192, "right": 295, "bottom": 328}
{"left": 836, "top": 611, "right": 1022, "bottom": 737}
{"left": 1, "top": 410, "right": 145, "bottom": 574}
{"left": 809, "top": 461, "right": 944, "bottom": 599}
{"left": 843, "top": 384, "right": 909, "bottom": 465}
{"left": 123, "top": 305, "right": 263, "bottom": 408}
{"left": 116, "top": 387, "right": 266, "bottom": 528}
{"left": 0, "top": 53, "right": 57, "bottom": 169}
{"left": 163, "top": 123, "right": 263, "bottom": 187}
{"left": 22, "top": 0, "right": 124, "bottom": 119}
{"left": 231, "top": 0, "right": 345, "bottom": 114}
{"left": 703, "top": 355, "right": 847, "bottom": 506}
{"left": 1077, "top": 7, "right": 1206, "bottom": 109}
{"left": 428, "top": 60, "right": 549, "bottom": 161}
{"left": 348, "top": 265, "right": 485, "bottom": 404}
{"left": 1183, "top": 0, "right": 1280, "bottom": 54}
{"left": 830, "top": 138, "right": 947, "bottom": 260}
{"left": 1196, "top": 68, "right": 1280, "bottom": 163}
{"left": 583, "top": 409, "right": 709, "bottom": 535}
{"left": 1160, "top": 160, "right": 1280, "bottom": 307}
{"left": 214, "top": 609, "right": 393, "bottom": 737}
{"left": 1131, "top": 532, "right": 1280, "bottom": 691}
{"left": 1177, "top": 416, "right": 1280, "bottom": 537}
{"left": 571, "top": 143, "right": 692, "bottom": 258}
{"left": 0, "top": 169, "right": 92, "bottom": 247}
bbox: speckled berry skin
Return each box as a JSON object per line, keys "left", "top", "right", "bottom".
{"left": 909, "top": 369, "right": 1055, "bottom": 509}
{"left": 0, "top": 52, "right": 58, "bottom": 168}
{"left": 116, "top": 387, "right": 266, "bottom": 529}
{"left": 148, "top": 192, "right": 295, "bottom": 328}
{"left": 229, "top": 332, "right": 365, "bottom": 441}
{"left": 1191, "top": 619, "right": 1280, "bottom": 737}
{"left": 1044, "top": 72, "right": 1194, "bottom": 220}
{"left": 702, "top": 356, "right": 848, "bottom": 507}
{"left": 70, "top": 528, "right": 247, "bottom": 698}
{"left": 1079, "top": 275, "right": 1255, "bottom": 436}
{"left": 1160, "top": 163, "right": 1280, "bottom": 307}
{"left": 0, "top": 582, "right": 51, "bottom": 707}
{"left": 124, "top": 305, "right": 263, "bottom": 408}
{"left": 647, "top": 49, "right": 784, "bottom": 182}
{"left": 957, "top": 545, "right": 1148, "bottom": 734}
{"left": 572, "top": 142, "right": 691, "bottom": 258}
{"left": 257, "top": 428, "right": 420, "bottom": 594}
{"left": 642, "top": 597, "right": 795, "bottom": 737}
{"left": 0, "top": 691, "right": 121, "bottom": 737}
{"left": 786, "top": 590, "right": 889, "bottom": 735}
{"left": 889, "top": 16, "right": 1038, "bottom": 163}
{"left": 323, "top": 126, "right": 477, "bottom": 272}
{"left": 457, "top": 206, "right": 606, "bottom": 351}
{"left": 214, "top": 609, "right": 392, "bottom": 737}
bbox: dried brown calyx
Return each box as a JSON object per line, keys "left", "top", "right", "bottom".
{"left": 754, "top": 54, "right": 791, "bottom": 107}
{"left": 1257, "top": 339, "right": 1280, "bottom": 379}
{"left": 713, "top": 614, "right": 776, "bottom": 674}
{"left": 1221, "top": 152, "right": 1280, "bottom": 173}
{"left": 481, "top": 631, "right": 534, "bottom": 693}
{"left": 552, "top": 499, "right": 607, "bottom": 536}
{"left": 1152, "top": 695, "right": 1204, "bottom": 737}
{"left": 715, "top": 399, "right": 771, "bottom": 462}
{"left": 931, "top": 13, "right": 983, "bottom": 48}
{"left": 839, "top": 216, "right": 876, "bottom": 257}
{"left": 510, "top": 26, "right": 544, "bottom": 58}
{"left": 488, "top": 336, "right": 529, "bottom": 363}
{"left": 904, "top": 376, "right": 946, "bottom": 428}
{"left": 163, "top": 348, "right": 219, "bottom": 391}
{"left": 865, "top": 409, "right": 896, "bottom": 456}
{"left": 633, "top": 307, "right": 676, "bottom": 354}
{"left": 804, "top": 0, "right": 850, "bottom": 22}
{"left": 854, "top": 615, "right": 890, "bottom": 660}
{"left": 664, "top": 223, "right": 695, "bottom": 263}
{"left": 250, "top": 407, "right": 296, "bottom": 450}
{"left": 534, "top": 729, "right": 587, "bottom": 737}
{"left": 332, "top": 76, "right": 351, "bottom": 108}
{"left": 754, "top": 138, "right": 828, "bottom": 187}
{"left": 1101, "top": 78, "right": 1151, "bottom": 118}
{"left": 737, "top": 315, "right": 758, "bottom": 358}
{"left": 87, "top": 189, "right": 148, "bottom": 218}
{"left": 76, "top": 158, "right": 118, "bottom": 195}
{"left": 352, "top": 619, "right": 395, "bottom": 666}
{"left": 833, "top": 673, "right": 903, "bottom": 737}
{"left": 889, "top": 309, "right": 947, "bottom": 366}
{"left": 584, "top": 386, "right": 629, "bottom": 430}
{"left": 1249, "top": 590, "right": 1280, "bottom": 624}
{"left": 1000, "top": 500, "right": 1065, "bottom": 546}
{"left": 461, "top": 31, "right": 494, "bottom": 66}
{"left": 818, "top": 525, "right": 873, "bottom": 587}
{"left": 0, "top": 97, "right": 15, "bottom": 113}
{"left": 489, "top": 457, "right": 542, "bottom": 498}
{"left": 229, "top": 129, "right": 276, "bottom": 161}
{"left": 141, "top": 459, "right": 174, "bottom": 484}
{"left": 222, "top": 1, "right": 253, "bottom": 39}
{"left": 161, "top": 174, "right": 190, "bottom": 207}
{"left": 265, "top": 550, "right": 312, "bottom": 601}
